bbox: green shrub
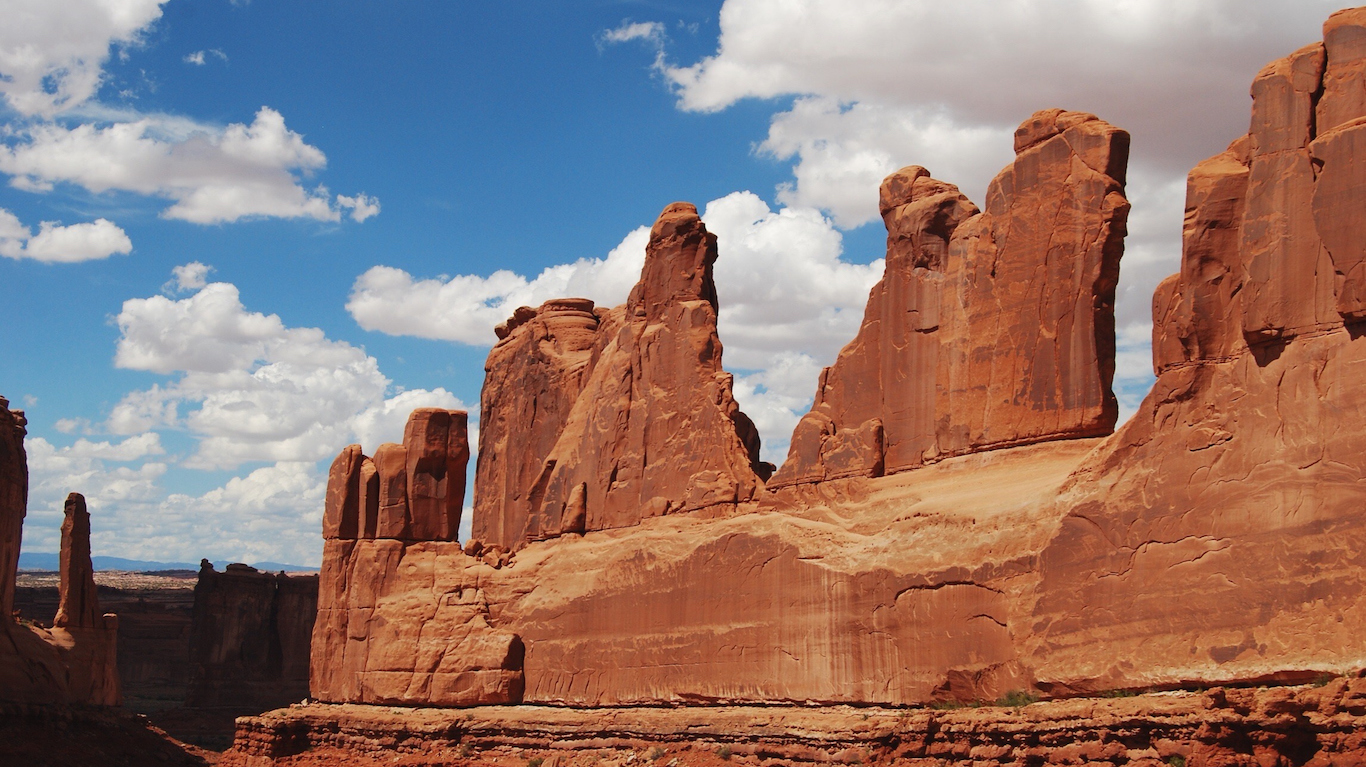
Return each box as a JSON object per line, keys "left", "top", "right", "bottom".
{"left": 527, "top": 758, "right": 543, "bottom": 767}
{"left": 995, "top": 689, "right": 1039, "bottom": 708}
{"left": 648, "top": 746, "right": 666, "bottom": 761}
{"left": 1166, "top": 756, "right": 1186, "bottom": 767}
{"left": 717, "top": 744, "right": 732, "bottom": 761}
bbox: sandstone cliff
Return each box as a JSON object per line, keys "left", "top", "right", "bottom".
{"left": 301, "top": 5, "right": 1366, "bottom": 718}
{"left": 0, "top": 401, "right": 120, "bottom": 706}
{"left": 770, "top": 111, "right": 1128, "bottom": 488}
{"left": 1027, "top": 5, "right": 1366, "bottom": 694}
{"left": 187, "top": 561, "right": 316, "bottom": 710}
{"left": 473, "top": 203, "right": 766, "bottom": 551}
{"left": 312, "top": 407, "right": 526, "bottom": 706}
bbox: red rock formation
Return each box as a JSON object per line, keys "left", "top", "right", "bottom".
{"left": 1032, "top": 7, "right": 1366, "bottom": 693}
{"left": 771, "top": 110, "right": 1128, "bottom": 487}
{"left": 298, "top": 6, "right": 1366, "bottom": 724}
{"left": 0, "top": 398, "right": 24, "bottom": 620}
{"left": 54, "top": 493, "right": 100, "bottom": 630}
{"left": 312, "top": 407, "right": 524, "bottom": 706}
{"left": 0, "top": 408, "right": 120, "bottom": 706}
{"left": 187, "top": 561, "right": 317, "bottom": 710}
{"left": 224, "top": 679, "right": 1366, "bottom": 766}
{"left": 473, "top": 298, "right": 613, "bottom": 549}
{"left": 473, "top": 204, "right": 766, "bottom": 550}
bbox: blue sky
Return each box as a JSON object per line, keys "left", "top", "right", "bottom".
{"left": 0, "top": 0, "right": 1346, "bottom": 566}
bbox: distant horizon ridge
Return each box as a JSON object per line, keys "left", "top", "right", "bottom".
{"left": 16, "top": 551, "right": 319, "bottom": 573}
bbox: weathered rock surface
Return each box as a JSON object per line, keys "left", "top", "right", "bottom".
{"left": 771, "top": 110, "right": 1128, "bottom": 488}
{"left": 1035, "top": 6, "right": 1366, "bottom": 695}
{"left": 312, "top": 407, "right": 524, "bottom": 706}
{"left": 297, "top": 5, "right": 1366, "bottom": 739}
{"left": 323, "top": 408, "right": 469, "bottom": 544}
{"left": 187, "top": 561, "right": 317, "bottom": 710}
{"left": 225, "top": 679, "right": 1366, "bottom": 766}
{"left": 473, "top": 203, "right": 766, "bottom": 551}
{"left": 0, "top": 405, "right": 121, "bottom": 706}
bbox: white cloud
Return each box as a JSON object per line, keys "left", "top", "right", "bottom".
{"left": 348, "top": 225, "right": 650, "bottom": 344}
{"left": 183, "top": 49, "right": 224, "bottom": 66}
{"left": 600, "top": 21, "right": 667, "bottom": 49}
{"left": 0, "top": 0, "right": 168, "bottom": 117}
{"left": 0, "top": 107, "right": 377, "bottom": 224}
{"left": 0, "top": 207, "right": 132, "bottom": 263}
{"left": 169, "top": 261, "right": 212, "bottom": 291}
{"left": 337, "top": 193, "right": 380, "bottom": 222}
{"left": 110, "top": 275, "right": 465, "bottom": 469}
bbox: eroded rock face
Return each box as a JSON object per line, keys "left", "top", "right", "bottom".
{"left": 325, "top": 409, "right": 468, "bottom": 544}
{"left": 0, "top": 421, "right": 120, "bottom": 706}
{"left": 473, "top": 203, "right": 766, "bottom": 550}
{"left": 771, "top": 110, "right": 1128, "bottom": 488}
{"left": 187, "top": 561, "right": 317, "bottom": 710}
{"left": 473, "top": 298, "right": 611, "bottom": 550}
{"left": 1033, "top": 7, "right": 1366, "bottom": 692}
{"left": 305, "top": 7, "right": 1366, "bottom": 716}
{"left": 313, "top": 407, "right": 525, "bottom": 706}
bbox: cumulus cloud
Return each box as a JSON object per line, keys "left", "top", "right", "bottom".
{"left": 0, "top": 207, "right": 132, "bottom": 262}
{"left": 349, "top": 225, "right": 650, "bottom": 344}
{"left": 0, "top": 108, "right": 375, "bottom": 224}
{"left": 109, "top": 272, "right": 465, "bottom": 469}
{"left": 169, "top": 261, "right": 212, "bottom": 291}
{"left": 0, "top": 0, "right": 168, "bottom": 116}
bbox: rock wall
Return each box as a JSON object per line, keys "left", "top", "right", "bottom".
{"left": 0, "top": 402, "right": 120, "bottom": 706}
{"left": 225, "top": 679, "right": 1366, "bottom": 767}
{"left": 1028, "top": 6, "right": 1366, "bottom": 694}
{"left": 771, "top": 110, "right": 1128, "bottom": 488}
{"left": 187, "top": 561, "right": 317, "bottom": 710}
{"left": 311, "top": 407, "right": 526, "bottom": 706}
{"left": 303, "top": 6, "right": 1366, "bottom": 715}
{"left": 472, "top": 203, "right": 767, "bottom": 551}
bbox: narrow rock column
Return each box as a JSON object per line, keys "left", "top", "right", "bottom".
{"left": 0, "top": 399, "right": 27, "bottom": 618}
{"left": 54, "top": 493, "right": 101, "bottom": 629}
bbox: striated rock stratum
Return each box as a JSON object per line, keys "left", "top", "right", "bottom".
{"left": 241, "top": 7, "right": 1366, "bottom": 765}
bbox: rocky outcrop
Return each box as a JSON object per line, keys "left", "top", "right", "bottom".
{"left": 472, "top": 298, "right": 613, "bottom": 549}
{"left": 187, "top": 562, "right": 316, "bottom": 710}
{"left": 225, "top": 679, "right": 1366, "bottom": 766}
{"left": 472, "top": 203, "right": 766, "bottom": 550}
{"left": 323, "top": 408, "right": 468, "bottom": 544}
{"left": 0, "top": 398, "right": 25, "bottom": 619}
{"left": 296, "top": 4, "right": 1366, "bottom": 728}
{"left": 0, "top": 403, "right": 120, "bottom": 706}
{"left": 1031, "top": 6, "right": 1366, "bottom": 694}
{"left": 771, "top": 110, "right": 1128, "bottom": 488}
{"left": 312, "top": 407, "right": 525, "bottom": 706}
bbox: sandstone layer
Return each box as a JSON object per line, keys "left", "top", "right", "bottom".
{"left": 188, "top": 561, "right": 317, "bottom": 710}
{"left": 0, "top": 399, "right": 121, "bottom": 706}
{"left": 225, "top": 678, "right": 1366, "bottom": 767}
{"left": 770, "top": 110, "right": 1128, "bottom": 488}
{"left": 472, "top": 203, "right": 766, "bottom": 551}
{"left": 298, "top": 4, "right": 1366, "bottom": 728}
{"left": 312, "top": 407, "right": 526, "bottom": 706}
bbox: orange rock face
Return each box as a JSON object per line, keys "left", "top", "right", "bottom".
{"left": 771, "top": 110, "right": 1128, "bottom": 488}
{"left": 473, "top": 203, "right": 766, "bottom": 551}
{"left": 302, "top": 6, "right": 1366, "bottom": 720}
{"left": 1035, "top": 6, "right": 1366, "bottom": 692}
{"left": 312, "top": 407, "right": 525, "bottom": 706}
{"left": 0, "top": 407, "right": 120, "bottom": 706}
